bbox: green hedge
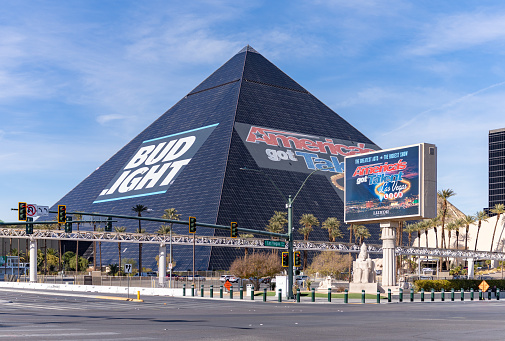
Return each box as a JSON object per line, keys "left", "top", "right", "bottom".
{"left": 414, "top": 279, "right": 505, "bottom": 292}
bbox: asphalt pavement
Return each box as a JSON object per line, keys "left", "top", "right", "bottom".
{"left": 1, "top": 287, "right": 505, "bottom": 340}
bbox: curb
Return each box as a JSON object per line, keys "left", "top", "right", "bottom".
{"left": 95, "top": 295, "right": 144, "bottom": 302}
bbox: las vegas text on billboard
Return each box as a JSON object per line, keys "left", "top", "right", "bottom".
{"left": 344, "top": 143, "right": 437, "bottom": 223}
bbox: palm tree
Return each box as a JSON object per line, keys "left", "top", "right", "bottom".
{"left": 462, "top": 214, "right": 476, "bottom": 250}
{"left": 132, "top": 205, "right": 149, "bottom": 276}
{"left": 438, "top": 189, "right": 456, "bottom": 249}
{"left": 73, "top": 213, "right": 83, "bottom": 274}
{"left": 429, "top": 215, "right": 441, "bottom": 249}
{"left": 322, "top": 217, "right": 342, "bottom": 242}
{"left": 404, "top": 223, "right": 417, "bottom": 247}
{"left": 299, "top": 214, "right": 319, "bottom": 269}
{"left": 474, "top": 210, "right": 489, "bottom": 251}
{"left": 354, "top": 225, "right": 371, "bottom": 245}
{"left": 494, "top": 205, "right": 505, "bottom": 252}
{"left": 161, "top": 208, "right": 180, "bottom": 266}
{"left": 266, "top": 211, "right": 288, "bottom": 235}
{"left": 445, "top": 221, "right": 457, "bottom": 249}
{"left": 114, "top": 226, "right": 127, "bottom": 274}
{"left": 490, "top": 204, "right": 505, "bottom": 252}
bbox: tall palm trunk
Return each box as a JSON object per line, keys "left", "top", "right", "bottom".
{"left": 118, "top": 242, "right": 122, "bottom": 275}
{"left": 425, "top": 229, "right": 429, "bottom": 248}
{"left": 433, "top": 227, "right": 438, "bottom": 250}
{"left": 464, "top": 225, "right": 469, "bottom": 250}
{"left": 490, "top": 214, "right": 502, "bottom": 252}
{"left": 455, "top": 230, "right": 460, "bottom": 250}
{"left": 418, "top": 231, "right": 421, "bottom": 248}
{"left": 475, "top": 221, "right": 482, "bottom": 251}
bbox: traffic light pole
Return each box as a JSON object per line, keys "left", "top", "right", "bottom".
{"left": 287, "top": 195, "right": 294, "bottom": 300}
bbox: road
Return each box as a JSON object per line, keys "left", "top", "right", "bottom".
{"left": 1, "top": 287, "right": 505, "bottom": 340}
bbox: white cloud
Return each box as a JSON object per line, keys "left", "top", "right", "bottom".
{"left": 410, "top": 11, "right": 505, "bottom": 56}
{"left": 96, "top": 114, "right": 129, "bottom": 125}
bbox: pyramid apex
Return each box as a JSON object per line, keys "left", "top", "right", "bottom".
{"left": 237, "top": 45, "right": 259, "bottom": 54}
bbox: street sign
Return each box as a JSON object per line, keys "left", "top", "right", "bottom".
{"left": 37, "top": 206, "right": 49, "bottom": 216}
{"left": 479, "top": 280, "right": 490, "bottom": 292}
{"left": 168, "top": 262, "right": 173, "bottom": 270}
{"left": 224, "top": 280, "right": 232, "bottom": 291}
{"left": 26, "top": 204, "right": 38, "bottom": 217}
{"left": 124, "top": 264, "right": 132, "bottom": 274}
{"left": 264, "top": 240, "right": 286, "bottom": 248}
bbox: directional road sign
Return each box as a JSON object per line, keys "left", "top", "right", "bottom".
{"left": 124, "top": 264, "right": 132, "bottom": 274}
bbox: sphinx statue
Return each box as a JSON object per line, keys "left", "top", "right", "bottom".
{"left": 352, "top": 243, "right": 376, "bottom": 284}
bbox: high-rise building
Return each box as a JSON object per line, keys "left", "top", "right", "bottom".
{"left": 51, "top": 46, "right": 380, "bottom": 271}
{"left": 489, "top": 128, "right": 505, "bottom": 210}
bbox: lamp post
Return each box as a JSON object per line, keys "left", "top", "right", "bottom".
{"left": 240, "top": 167, "right": 323, "bottom": 299}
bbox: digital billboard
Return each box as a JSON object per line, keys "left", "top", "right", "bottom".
{"left": 344, "top": 143, "right": 436, "bottom": 223}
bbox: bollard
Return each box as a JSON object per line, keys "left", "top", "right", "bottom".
{"left": 296, "top": 288, "right": 300, "bottom": 303}
{"left": 191, "top": 284, "right": 195, "bottom": 297}
{"left": 251, "top": 288, "right": 254, "bottom": 301}
{"left": 328, "top": 288, "right": 332, "bottom": 302}
{"left": 421, "top": 288, "right": 424, "bottom": 302}
{"left": 470, "top": 288, "right": 474, "bottom": 301}
{"left": 479, "top": 289, "right": 482, "bottom": 301}
{"left": 344, "top": 289, "right": 349, "bottom": 304}
{"left": 431, "top": 288, "right": 434, "bottom": 302}
{"left": 220, "top": 285, "right": 223, "bottom": 298}
{"left": 377, "top": 291, "right": 380, "bottom": 304}
{"left": 362, "top": 290, "right": 365, "bottom": 304}
{"left": 240, "top": 286, "right": 243, "bottom": 300}
{"left": 201, "top": 284, "right": 204, "bottom": 298}
{"left": 183, "top": 284, "right": 186, "bottom": 296}
{"left": 210, "top": 285, "right": 214, "bottom": 298}
{"left": 497, "top": 288, "right": 500, "bottom": 301}
{"left": 461, "top": 288, "right": 464, "bottom": 301}
{"left": 230, "top": 285, "right": 233, "bottom": 299}
{"left": 399, "top": 288, "right": 403, "bottom": 303}
{"left": 441, "top": 288, "right": 445, "bottom": 301}
{"left": 488, "top": 290, "right": 491, "bottom": 300}
{"left": 263, "top": 288, "right": 267, "bottom": 302}
{"left": 388, "top": 289, "right": 391, "bottom": 303}
{"left": 451, "top": 288, "right": 454, "bottom": 301}
{"left": 410, "top": 288, "right": 414, "bottom": 302}
{"left": 137, "top": 291, "right": 140, "bottom": 300}
{"left": 311, "top": 288, "right": 315, "bottom": 302}
{"left": 278, "top": 289, "right": 282, "bottom": 302}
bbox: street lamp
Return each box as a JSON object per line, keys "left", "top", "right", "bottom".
{"left": 240, "top": 167, "right": 325, "bottom": 299}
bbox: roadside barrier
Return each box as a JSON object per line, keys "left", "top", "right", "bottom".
{"left": 230, "top": 285, "right": 233, "bottom": 299}
{"left": 210, "top": 285, "right": 213, "bottom": 298}
{"left": 191, "top": 284, "right": 194, "bottom": 297}
{"left": 361, "top": 290, "right": 365, "bottom": 304}
{"left": 344, "top": 289, "right": 348, "bottom": 304}
{"left": 296, "top": 288, "right": 300, "bottom": 303}
{"left": 220, "top": 285, "right": 223, "bottom": 298}
{"left": 201, "top": 284, "right": 204, "bottom": 297}
{"left": 328, "top": 288, "right": 331, "bottom": 302}
{"left": 240, "top": 286, "right": 243, "bottom": 300}
{"left": 399, "top": 288, "right": 403, "bottom": 303}
{"left": 421, "top": 288, "right": 424, "bottom": 302}
{"left": 183, "top": 284, "right": 186, "bottom": 296}
{"left": 263, "top": 288, "right": 267, "bottom": 302}
{"left": 377, "top": 291, "right": 380, "bottom": 304}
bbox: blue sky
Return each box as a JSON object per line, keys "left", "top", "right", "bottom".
{"left": 1, "top": 0, "right": 504, "bottom": 222}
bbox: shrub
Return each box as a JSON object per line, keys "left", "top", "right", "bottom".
{"left": 414, "top": 279, "right": 505, "bottom": 292}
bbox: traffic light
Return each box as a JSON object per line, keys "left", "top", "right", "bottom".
{"left": 294, "top": 251, "right": 301, "bottom": 267}
{"left": 18, "top": 202, "right": 27, "bottom": 221}
{"left": 189, "top": 216, "right": 196, "bottom": 233}
{"left": 105, "top": 216, "right": 112, "bottom": 232}
{"left": 65, "top": 216, "right": 72, "bottom": 233}
{"left": 25, "top": 217, "right": 33, "bottom": 235}
{"left": 58, "top": 205, "right": 66, "bottom": 223}
{"left": 282, "top": 252, "right": 289, "bottom": 267}
{"left": 230, "top": 222, "right": 238, "bottom": 238}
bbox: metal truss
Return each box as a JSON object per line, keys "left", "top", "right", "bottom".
{"left": 396, "top": 246, "right": 505, "bottom": 261}
{"left": 2, "top": 228, "right": 505, "bottom": 259}
{"left": 0, "top": 228, "right": 282, "bottom": 249}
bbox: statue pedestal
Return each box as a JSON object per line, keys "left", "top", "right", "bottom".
{"left": 348, "top": 282, "right": 383, "bottom": 294}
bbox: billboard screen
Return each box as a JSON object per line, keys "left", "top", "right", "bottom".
{"left": 344, "top": 143, "right": 436, "bottom": 223}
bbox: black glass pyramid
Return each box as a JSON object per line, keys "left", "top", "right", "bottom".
{"left": 52, "top": 46, "right": 380, "bottom": 272}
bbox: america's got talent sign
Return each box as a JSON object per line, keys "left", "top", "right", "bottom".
{"left": 344, "top": 143, "right": 437, "bottom": 223}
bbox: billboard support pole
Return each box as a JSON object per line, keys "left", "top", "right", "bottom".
{"left": 381, "top": 221, "right": 397, "bottom": 287}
